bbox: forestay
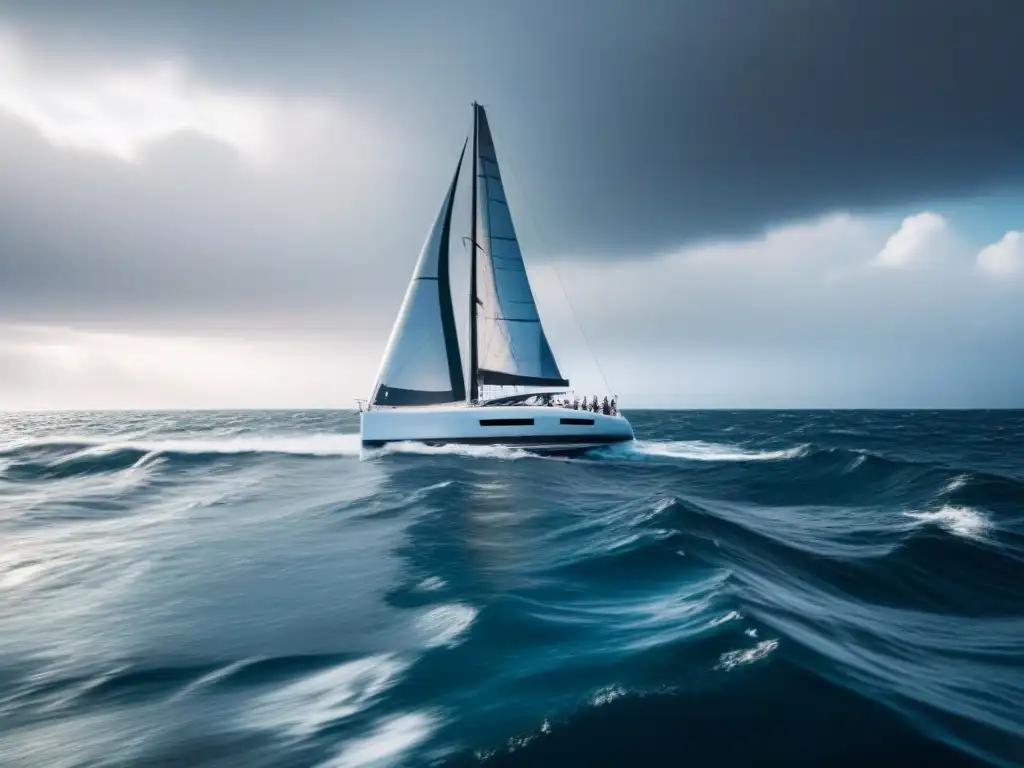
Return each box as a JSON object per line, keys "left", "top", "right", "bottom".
{"left": 370, "top": 144, "right": 466, "bottom": 406}
{"left": 474, "top": 105, "right": 569, "bottom": 388}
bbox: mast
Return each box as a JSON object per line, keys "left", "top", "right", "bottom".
{"left": 469, "top": 102, "right": 480, "bottom": 403}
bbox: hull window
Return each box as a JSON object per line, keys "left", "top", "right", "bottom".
{"left": 479, "top": 418, "right": 535, "bottom": 427}
{"left": 560, "top": 418, "right": 594, "bottom": 426}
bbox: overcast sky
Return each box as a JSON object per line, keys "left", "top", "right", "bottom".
{"left": 1, "top": 0, "right": 1023, "bottom": 409}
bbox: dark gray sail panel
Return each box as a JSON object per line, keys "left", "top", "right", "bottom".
{"left": 370, "top": 144, "right": 466, "bottom": 406}
{"left": 374, "top": 385, "right": 459, "bottom": 406}
{"left": 435, "top": 147, "right": 465, "bottom": 401}
{"left": 479, "top": 369, "right": 570, "bottom": 387}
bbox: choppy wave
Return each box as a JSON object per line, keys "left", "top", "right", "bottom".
{"left": 374, "top": 441, "right": 535, "bottom": 461}
{"left": 1, "top": 432, "right": 364, "bottom": 460}
{"left": 625, "top": 439, "right": 810, "bottom": 462}
{"left": 1, "top": 409, "right": 1022, "bottom": 767}
{"left": 904, "top": 504, "right": 992, "bottom": 540}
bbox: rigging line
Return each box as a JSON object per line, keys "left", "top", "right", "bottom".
{"left": 496, "top": 125, "right": 613, "bottom": 395}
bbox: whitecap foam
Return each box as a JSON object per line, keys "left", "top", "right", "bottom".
{"left": 708, "top": 610, "right": 743, "bottom": 628}
{"left": 628, "top": 440, "right": 809, "bottom": 462}
{"left": 591, "top": 685, "right": 627, "bottom": 707}
{"left": 169, "top": 658, "right": 257, "bottom": 703}
{"left": 3, "top": 432, "right": 363, "bottom": 459}
{"left": 623, "top": 496, "right": 677, "bottom": 527}
{"left": 845, "top": 454, "right": 867, "bottom": 472}
{"left": 0, "top": 560, "right": 48, "bottom": 590}
{"left": 414, "top": 577, "right": 447, "bottom": 592}
{"left": 605, "top": 532, "right": 643, "bottom": 551}
{"left": 323, "top": 712, "right": 436, "bottom": 768}
{"left": 716, "top": 639, "right": 779, "bottom": 671}
{"left": 248, "top": 654, "right": 408, "bottom": 738}
{"left": 904, "top": 505, "right": 991, "bottom": 540}
{"left": 475, "top": 481, "right": 508, "bottom": 491}
{"left": 939, "top": 475, "right": 968, "bottom": 494}
{"left": 374, "top": 441, "right": 533, "bottom": 461}
{"left": 129, "top": 450, "right": 164, "bottom": 471}
{"left": 415, "top": 603, "right": 478, "bottom": 649}
{"left": 651, "top": 497, "right": 676, "bottom": 515}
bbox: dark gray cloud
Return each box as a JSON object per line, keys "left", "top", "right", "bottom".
{"left": 0, "top": 112, "right": 427, "bottom": 332}
{"left": 3, "top": 0, "right": 1024, "bottom": 255}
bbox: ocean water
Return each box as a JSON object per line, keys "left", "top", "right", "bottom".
{"left": 1, "top": 409, "right": 1023, "bottom": 767}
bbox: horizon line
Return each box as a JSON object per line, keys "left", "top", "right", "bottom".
{"left": 3, "top": 406, "right": 1024, "bottom": 414}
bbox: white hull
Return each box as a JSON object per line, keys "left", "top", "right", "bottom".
{"left": 361, "top": 404, "right": 633, "bottom": 454}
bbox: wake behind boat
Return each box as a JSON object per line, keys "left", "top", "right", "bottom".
{"left": 360, "top": 103, "right": 633, "bottom": 454}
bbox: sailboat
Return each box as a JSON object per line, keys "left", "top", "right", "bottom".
{"left": 360, "top": 103, "right": 633, "bottom": 453}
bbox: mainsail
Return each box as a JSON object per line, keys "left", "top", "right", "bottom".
{"left": 370, "top": 143, "right": 466, "bottom": 406}
{"left": 472, "top": 104, "right": 569, "bottom": 390}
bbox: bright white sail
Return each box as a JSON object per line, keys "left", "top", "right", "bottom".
{"left": 473, "top": 104, "right": 568, "bottom": 388}
{"left": 370, "top": 144, "right": 466, "bottom": 406}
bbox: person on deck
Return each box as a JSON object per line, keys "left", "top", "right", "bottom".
{"left": 602, "top": 396, "right": 610, "bottom": 415}
{"left": 591, "top": 395, "right": 599, "bottom": 413}
{"left": 611, "top": 396, "right": 618, "bottom": 416}
{"left": 573, "top": 397, "right": 579, "bottom": 410}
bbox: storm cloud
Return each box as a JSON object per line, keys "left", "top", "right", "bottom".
{"left": 3, "top": 0, "right": 1024, "bottom": 254}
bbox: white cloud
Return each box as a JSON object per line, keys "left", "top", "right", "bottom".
{"left": 977, "top": 230, "right": 1024, "bottom": 276}
{"left": 0, "top": 325, "right": 376, "bottom": 410}
{"left": 524, "top": 210, "right": 1024, "bottom": 405}
{"left": 0, "top": 25, "right": 362, "bottom": 166}
{"left": 870, "top": 211, "right": 948, "bottom": 268}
